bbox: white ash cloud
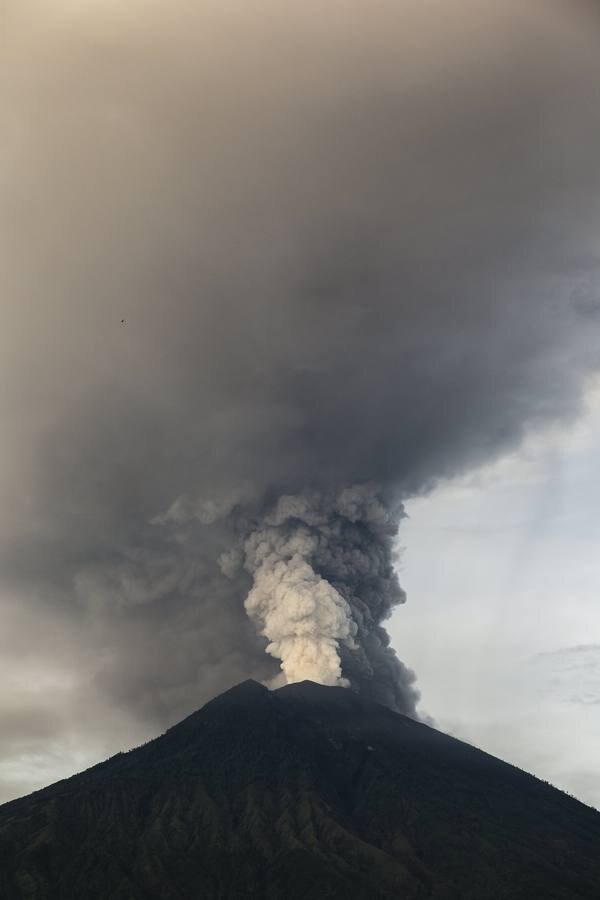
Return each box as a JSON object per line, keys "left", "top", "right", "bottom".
{"left": 244, "top": 528, "right": 356, "bottom": 688}
{"left": 242, "top": 486, "right": 413, "bottom": 703}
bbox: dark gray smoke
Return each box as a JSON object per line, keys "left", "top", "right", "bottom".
{"left": 2, "top": 0, "right": 600, "bottom": 731}
{"left": 155, "top": 484, "right": 418, "bottom": 712}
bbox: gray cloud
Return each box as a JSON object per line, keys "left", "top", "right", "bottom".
{"left": 2, "top": 0, "right": 600, "bottom": 795}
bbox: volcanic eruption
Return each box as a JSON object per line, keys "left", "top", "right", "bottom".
{"left": 2, "top": 0, "right": 600, "bottom": 729}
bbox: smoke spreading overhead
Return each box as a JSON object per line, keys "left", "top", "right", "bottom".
{"left": 2, "top": 0, "right": 600, "bottom": 734}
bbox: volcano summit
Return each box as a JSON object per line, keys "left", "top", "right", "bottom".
{"left": 1, "top": 680, "right": 599, "bottom": 899}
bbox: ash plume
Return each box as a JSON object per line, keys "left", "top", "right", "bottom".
{"left": 1, "top": 0, "right": 600, "bottom": 739}
{"left": 240, "top": 485, "right": 417, "bottom": 712}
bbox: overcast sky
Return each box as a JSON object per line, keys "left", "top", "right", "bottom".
{"left": 391, "top": 381, "right": 600, "bottom": 809}
{"left": 2, "top": 1, "right": 600, "bottom": 808}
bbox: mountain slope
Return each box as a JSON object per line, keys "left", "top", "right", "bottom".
{"left": 1, "top": 679, "right": 599, "bottom": 899}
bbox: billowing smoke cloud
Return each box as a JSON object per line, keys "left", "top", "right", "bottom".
{"left": 244, "top": 514, "right": 359, "bottom": 690}
{"left": 150, "top": 482, "right": 418, "bottom": 711}
{"left": 1, "top": 0, "right": 600, "bottom": 772}
{"left": 240, "top": 485, "right": 417, "bottom": 711}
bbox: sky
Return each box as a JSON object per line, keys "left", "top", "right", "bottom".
{"left": 390, "top": 380, "right": 600, "bottom": 809}
{"left": 1, "top": 1, "right": 600, "bottom": 808}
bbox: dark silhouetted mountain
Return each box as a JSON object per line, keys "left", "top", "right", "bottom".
{"left": 1, "top": 679, "right": 599, "bottom": 899}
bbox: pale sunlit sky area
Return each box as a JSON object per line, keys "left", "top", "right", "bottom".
{"left": 391, "top": 380, "right": 600, "bottom": 809}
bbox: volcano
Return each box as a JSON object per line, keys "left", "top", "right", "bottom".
{"left": 1, "top": 680, "right": 599, "bottom": 899}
